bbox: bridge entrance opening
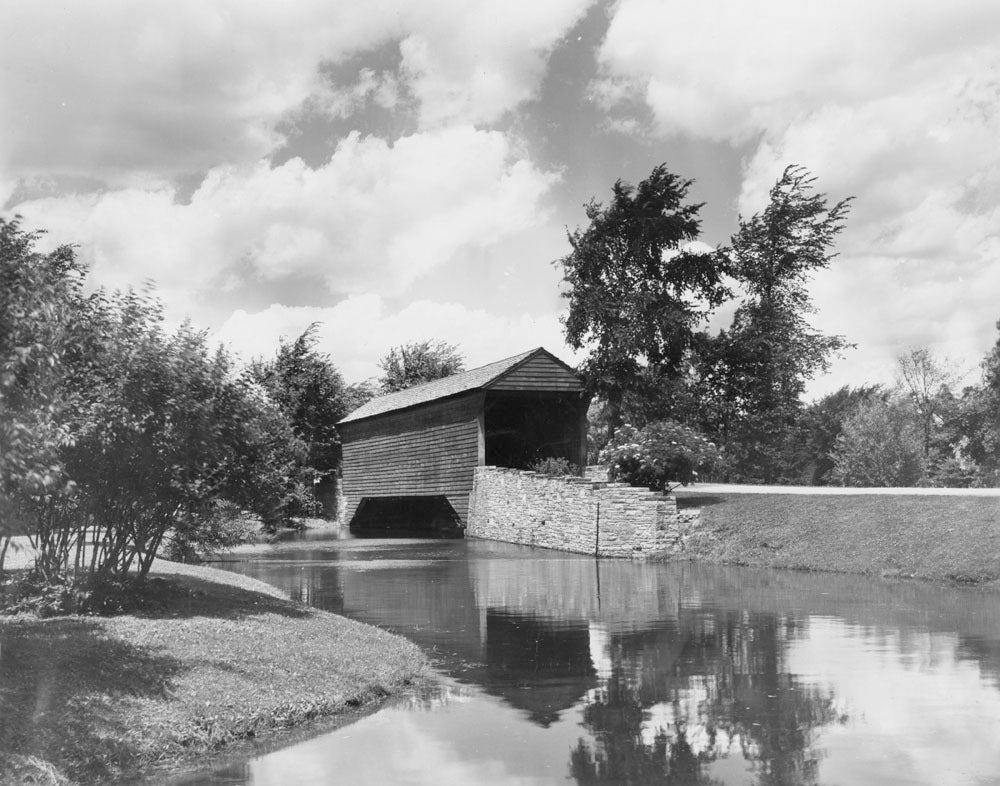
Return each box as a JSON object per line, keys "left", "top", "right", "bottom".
{"left": 349, "top": 495, "right": 463, "bottom": 537}
{"left": 484, "top": 391, "right": 586, "bottom": 471}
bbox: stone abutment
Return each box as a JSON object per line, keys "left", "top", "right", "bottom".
{"left": 466, "top": 466, "right": 700, "bottom": 558}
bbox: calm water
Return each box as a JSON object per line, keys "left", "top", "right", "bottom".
{"left": 168, "top": 535, "right": 1000, "bottom": 785}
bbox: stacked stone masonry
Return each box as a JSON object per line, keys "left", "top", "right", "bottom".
{"left": 467, "top": 466, "right": 701, "bottom": 558}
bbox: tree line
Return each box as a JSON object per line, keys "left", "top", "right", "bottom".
{"left": 561, "top": 164, "right": 1000, "bottom": 489}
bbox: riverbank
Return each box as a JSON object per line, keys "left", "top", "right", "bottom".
{"left": 0, "top": 560, "right": 428, "bottom": 785}
{"left": 674, "top": 485, "right": 1000, "bottom": 584}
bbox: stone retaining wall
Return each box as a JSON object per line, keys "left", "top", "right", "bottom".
{"left": 466, "top": 466, "right": 700, "bottom": 558}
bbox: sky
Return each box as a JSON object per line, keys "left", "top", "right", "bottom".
{"left": 2, "top": 1, "right": 999, "bottom": 398}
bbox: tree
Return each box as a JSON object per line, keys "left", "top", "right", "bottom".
{"left": 52, "top": 293, "right": 312, "bottom": 581}
{"left": 702, "top": 165, "right": 852, "bottom": 482}
{"left": 829, "top": 398, "right": 925, "bottom": 487}
{"left": 797, "top": 385, "right": 886, "bottom": 485}
{"left": 896, "top": 348, "right": 958, "bottom": 458}
{"left": 0, "top": 218, "right": 85, "bottom": 540}
{"left": 250, "top": 324, "right": 351, "bottom": 482}
{"left": 558, "top": 164, "right": 731, "bottom": 428}
{"left": 378, "top": 340, "right": 465, "bottom": 393}
{"left": 974, "top": 321, "right": 1000, "bottom": 482}
{"left": 342, "top": 380, "right": 378, "bottom": 413}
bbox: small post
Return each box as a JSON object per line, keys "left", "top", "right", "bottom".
{"left": 594, "top": 501, "right": 601, "bottom": 557}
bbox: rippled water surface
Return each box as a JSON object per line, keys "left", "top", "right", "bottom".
{"left": 169, "top": 535, "right": 1000, "bottom": 785}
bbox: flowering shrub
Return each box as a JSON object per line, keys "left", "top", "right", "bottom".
{"left": 599, "top": 421, "right": 721, "bottom": 490}
{"left": 529, "top": 457, "right": 579, "bottom": 477}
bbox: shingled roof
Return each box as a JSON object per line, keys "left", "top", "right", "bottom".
{"left": 339, "top": 347, "right": 576, "bottom": 423}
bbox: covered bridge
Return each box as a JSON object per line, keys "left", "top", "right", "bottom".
{"left": 338, "top": 347, "right": 589, "bottom": 529}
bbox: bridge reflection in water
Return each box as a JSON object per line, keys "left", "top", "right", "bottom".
{"left": 183, "top": 537, "right": 1000, "bottom": 786}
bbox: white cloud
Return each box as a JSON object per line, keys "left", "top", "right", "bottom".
{"left": 12, "top": 126, "right": 559, "bottom": 309}
{"left": 0, "top": 1, "right": 592, "bottom": 187}
{"left": 398, "top": 0, "right": 593, "bottom": 128}
{"left": 597, "top": 0, "right": 1000, "bottom": 393}
{"left": 213, "top": 296, "right": 580, "bottom": 383}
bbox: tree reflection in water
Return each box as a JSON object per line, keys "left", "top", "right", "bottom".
{"left": 220, "top": 539, "right": 1000, "bottom": 786}
{"left": 570, "top": 612, "right": 840, "bottom": 785}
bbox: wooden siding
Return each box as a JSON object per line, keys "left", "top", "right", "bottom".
{"left": 489, "top": 353, "right": 583, "bottom": 391}
{"left": 340, "top": 393, "right": 482, "bottom": 525}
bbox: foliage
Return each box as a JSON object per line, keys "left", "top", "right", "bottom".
{"left": 378, "top": 340, "right": 464, "bottom": 393}
{"left": 46, "top": 292, "right": 312, "bottom": 581}
{"left": 829, "top": 398, "right": 926, "bottom": 486}
{"left": 1, "top": 572, "right": 181, "bottom": 617}
{"left": 599, "top": 421, "right": 721, "bottom": 490}
{"left": 797, "top": 385, "right": 887, "bottom": 485}
{"left": 557, "top": 164, "right": 730, "bottom": 427}
{"left": 250, "top": 323, "right": 350, "bottom": 479}
{"left": 529, "top": 456, "right": 579, "bottom": 477}
{"left": 696, "top": 166, "right": 852, "bottom": 482}
{"left": 896, "top": 348, "right": 959, "bottom": 458}
{"left": 971, "top": 320, "right": 1000, "bottom": 482}
{"left": 161, "top": 501, "right": 262, "bottom": 563}
{"left": 8, "top": 279, "right": 313, "bottom": 585}
{"left": 0, "top": 217, "right": 86, "bottom": 537}
{"left": 342, "top": 379, "right": 378, "bottom": 413}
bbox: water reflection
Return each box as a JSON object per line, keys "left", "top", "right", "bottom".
{"left": 171, "top": 539, "right": 1000, "bottom": 786}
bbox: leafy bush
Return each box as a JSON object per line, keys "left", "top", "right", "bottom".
{"left": 529, "top": 457, "right": 579, "bottom": 477}
{"left": 599, "top": 421, "right": 721, "bottom": 491}
{"left": 162, "top": 501, "right": 262, "bottom": 563}
{"left": 2, "top": 573, "right": 180, "bottom": 617}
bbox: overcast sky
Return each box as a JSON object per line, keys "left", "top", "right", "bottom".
{"left": 3, "top": 1, "right": 998, "bottom": 397}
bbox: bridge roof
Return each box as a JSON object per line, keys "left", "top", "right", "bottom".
{"left": 339, "top": 347, "right": 581, "bottom": 424}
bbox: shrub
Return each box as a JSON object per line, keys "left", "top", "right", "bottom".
{"left": 529, "top": 457, "right": 578, "bottom": 477}
{"left": 162, "top": 501, "right": 262, "bottom": 563}
{"left": 599, "top": 421, "right": 721, "bottom": 491}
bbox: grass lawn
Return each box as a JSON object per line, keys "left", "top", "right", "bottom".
{"left": 676, "top": 491, "right": 1000, "bottom": 583}
{"left": 0, "top": 561, "right": 428, "bottom": 785}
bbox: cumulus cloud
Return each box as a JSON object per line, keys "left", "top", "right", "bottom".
{"left": 214, "top": 295, "right": 580, "bottom": 383}
{"left": 397, "top": 0, "right": 593, "bottom": 128}
{"left": 12, "top": 126, "right": 559, "bottom": 308}
{"left": 596, "top": 0, "right": 1000, "bottom": 394}
{"left": 0, "top": 0, "right": 591, "bottom": 187}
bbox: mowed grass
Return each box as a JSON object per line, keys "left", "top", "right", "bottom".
{"left": 0, "top": 561, "right": 428, "bottom": 785}
{"left": 676, "top": 492, "right": 1000, "bottom": 584}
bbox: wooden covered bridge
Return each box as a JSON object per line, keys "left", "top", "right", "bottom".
{"left": 338, "top": 347, "right": 589, "bottom": 530}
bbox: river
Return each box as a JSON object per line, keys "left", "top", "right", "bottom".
{"left": 167, "top": 534, "right": 1000, "bottom": 785}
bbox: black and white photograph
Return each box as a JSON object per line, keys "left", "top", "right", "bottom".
{"left": 2, "top": 2, "right": 1000, "bottom": 784}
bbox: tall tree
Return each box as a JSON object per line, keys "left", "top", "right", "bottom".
{"left": 705, "top": 166, "right": 852, "bottom": 482}
{"left": 895, "top": 348, "right": 958, "bottom": 458}
{"left": 378, "top": 340, "right": 465, "bottom": 393}
{"left": 558, "top": 164, "right": 730, "bottom": 427}
{"left": 251, "top": 323, "right": 351, "bottom": 480}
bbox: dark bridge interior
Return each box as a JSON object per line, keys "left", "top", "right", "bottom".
{"left": 484, "top": 391, "right": 586, "bottom": 470}
{"left": 349, "top": 495, "right": 463, "bottom": 537}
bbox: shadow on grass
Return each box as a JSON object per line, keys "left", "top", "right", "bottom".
{"left": 0, "top": 618, "right": 186, "bottom": 783}
{"left": 133, "top": 575, "right": 310, "bottom": 621}
{"left": 675, "top": 494, "right": 725, "bottom": 509}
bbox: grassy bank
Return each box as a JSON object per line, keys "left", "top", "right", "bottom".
{"left": 0, "top": 561, "right": 428, "bottom": 785}
{"left": 675, "top": 489, "right": 1000, "bottom": 583}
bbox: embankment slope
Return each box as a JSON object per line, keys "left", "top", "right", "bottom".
{"left": 676, "top": 485, "right": 1000, "bottom": 583}
{"left": 674, "top": 485, "right": 1000, "bottom": 583}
